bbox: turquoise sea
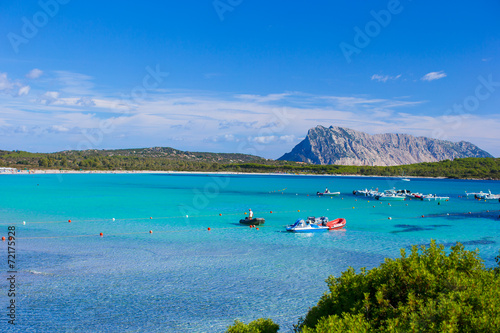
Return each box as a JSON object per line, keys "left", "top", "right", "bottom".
{"left": 1, "top": 173, "right": 499, "bottom": 332}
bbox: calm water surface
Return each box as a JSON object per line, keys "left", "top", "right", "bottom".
{"left": 0, "top": 173, "right": 499, "bottom": 332}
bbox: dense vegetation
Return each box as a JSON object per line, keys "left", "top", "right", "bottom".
{"left": 0, "top": 148, "right": 499, "bottom": 179}
{"left": 227, "top": 242, "right": 500, "bottom": 332}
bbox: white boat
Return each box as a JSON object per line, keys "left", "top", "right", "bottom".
{"left": 375, "top": 189, "right": 406, "bottom": 201}
{"left": 474, "top": 191, "right": 500, "bottom": 200}
{"left": 465, "top": 191, "right": 485, "bottom": 197}
{"left": 353, "top": 189, "right": 379, "bottom": 197}
{"left": 317, "top": 191, "right": 340, "bottom": 196}
{"left": 421, "top": 194, "right": 449, "bottom": 201}
{"left": 401, "top": 178, "right": 410, "bottom": 181}
{"left": 286, "top": 216, "right": 346, "bottom": 232}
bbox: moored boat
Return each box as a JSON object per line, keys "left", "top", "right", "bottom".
{"left": 375, "top": 189, "right": 406, "bottom": 201}
{"left": 474, "top": 191, "right": 500, "bottom": 200}
{"left": 317, "top": 191, "right": 340, "bottom": 196}
{"left": 239, "top": 217, "right": 265, "bottom": 225}
{"left": 286, "top": 216, "right": 346, "bottom": 232}
{"left": 421, "top": 194, "right": 449, "bottom": 201}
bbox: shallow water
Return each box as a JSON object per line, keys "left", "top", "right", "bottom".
{"left": 0, "top": 174, "right": 499, "bottom": 332}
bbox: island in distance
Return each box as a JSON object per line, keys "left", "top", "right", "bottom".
{"left": 278, "top": 125, "right": 493, "bottom": 166}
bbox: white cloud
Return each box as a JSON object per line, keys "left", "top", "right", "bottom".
{"left": 38, "top": 91, "right": 61, "bottom": 105}
{"left": 0, "top": 73, "right": 15, "bottom": 91}
{"left": 26, "top": 68, "right": 43, "bottom": 79}
{"left": 251, "top": 136, "right": 277, "bottom": 144}
{"left": 371, "top": 74, "right": 402, "bottom": 82}
{"left": 421, "top": 71, "right": 447, "bottom": 81}
{"left": 18, "top": 85, "right": 30, "bottom": 96}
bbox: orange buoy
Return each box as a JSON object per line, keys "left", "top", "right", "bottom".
{"left": 149, "top": 230, "right": 153, "bottom": 234}
{"left": 99, "top": 232, "right": 103, "bottom": 237}
{"left": 352, "top": 207, "right": 355, "bottom": 209}
{"left": 244, "top": 212, "right": 247, "bottom": 215}
{"left": 256, "top": 227, "right": 259, "bottom": 230}
{"left": 373, "top": 205, "right": 375, "bottom": 208}
{"left": 421, "top": 215, "right": 425, "bottom": 218}
{"left": 150, "top": 217, "right": 153, "bottom": 219}
{"left": 1, "top": 236, "right": 5, "bottom": 241}
{"left": 388, "top": 217, "right": 392, "bottom": 220}
{"left": 270, "top": 211, "right": 273, "bottom": 213}
{"left": 298, "top": 210, "right": 300, "bottom": 212}
{"left": 207, "top": 227, "right": 211, "bottom": 231}
{"left": 249, "top": 225, "right": 252, "bottom": 228}
{"left": 68, "top": 219, "right": 72, "bottom": 223}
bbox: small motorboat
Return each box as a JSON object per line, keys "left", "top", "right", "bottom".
{"left": 317, "top": 191, "right": 340, "bottom": 196}
{"left": 474, "top": 190, "right": 500, "bottom": 200}
{"left": 421, "top": 194, "right": 449, "bottom": 201}
{"left": 239, "top": 217, "right": 265, "bottom": 225}
{"left": 286, "top": 216, "right": 346, "bottom": 232}
{"left": 375, "top": 189, "right": 406, "bottom": 201}
{"left": 353, "top": 189, "right": 379, "bottom": 197}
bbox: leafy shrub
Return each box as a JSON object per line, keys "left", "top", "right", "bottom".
{"left": 226, "top": 318, "right": 279, "bottom": 333}
{"left": 297, "top": 241, "right": 500, "bottom": 332}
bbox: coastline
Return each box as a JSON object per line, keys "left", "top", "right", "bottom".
{"left": 0, "top": 168, "right": 475, "bottom": 180}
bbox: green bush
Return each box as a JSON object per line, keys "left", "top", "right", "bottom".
{"left": 297, "top": 241, "right": 500, "bottom": 332}
{"left": 226, "top": 318, "right": 279, "bottom": 333}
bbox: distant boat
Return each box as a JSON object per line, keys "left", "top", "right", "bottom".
{"left": 474, "top": 190, "right": 500, "bottom": 200}
{"left": 400, "top": 170, "right": 410, "bottom": 181}
{"left": 421, "top": 194, "right": 449, "bottom": 201}
{"left": 317, "top": 190, "right": 340, "bottom": 196}
{"left": 375, "top": 189, "right": 406, "bottom": 201}
{"left": 286, "top": 217, "right": 346, "bottom": 232}
{"left": 239, "top": 217, "right": 265, "bottom": 225}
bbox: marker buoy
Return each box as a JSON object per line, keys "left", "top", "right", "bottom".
{"left": 244, "top": 212, "right": 247, "bottom": 215}
{"left": 23, "top": 221, "right": 26, "bottom": 225}
{"left": 388, "top": 217, "right": 392, "bottom": 220}
{"left": 219, "top": 213, "right": 222, "bottom": 216}
{"left": 256, "top": 227, "right": 259, "bottom": 230}
{"left": 270, "top": 211, "right": 273, "bottom": 213}
{"left": 68, "top": 219, "right": 72, "bottom": 223}
{"left": 468, "top": 212, "right": 471, "bottom": 214}
{"left": 421, "top": 215, "right": 425, "bottom": 218}
{"left": 249, "top": 225, "right": 252, "bottom": 228}
{"left": 207, "top": 227, "right": 211, "bottom": 231}
{"left": 99, "top": 232, "right": 103, "bottom": 237}
{"left": 150, "top": 217, "right": 153, "bottom": 219}
{"left": 368, "top": 201, "right": 370, "bottom": 203}
{"left": 352, "top": 207, "right": 355, "bottom": 209}
{"left": 1, "top": 237, "right": 5, "bottom": 241}
{"left": 388, "top": 203, "right": 391, "bottom": 206}
{"left": 373, "top": 205, "right": 375, "bottom": 208}
{"left": 297, "top": 210, "right": 300, "bottom": 212}
{"left": 186, "top": 215, "right": 189, "bottom": 218}
{"left": 149, "top": 230, "right": 153, "bottom": 234}
{"left": 112, "top": 218, "right": 115, "bottom": 221}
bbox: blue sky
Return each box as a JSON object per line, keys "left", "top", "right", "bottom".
{"left": 0, "top": 0, "right": 499, "bottom": 158}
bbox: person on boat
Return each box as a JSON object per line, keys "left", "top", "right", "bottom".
{"left": 325, "top": 188, "right": 329, "bottom": 193}
{"left": 248, "top": 209, "right": 253, "bottom": 219}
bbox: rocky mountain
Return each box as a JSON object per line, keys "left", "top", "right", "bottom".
{"left": 278, "top": 126, "right": 493, "bottom": 166}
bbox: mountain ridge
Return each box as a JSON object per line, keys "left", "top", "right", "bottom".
{"left": 278, "top": 125, "right": 493, "bottom": 166}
